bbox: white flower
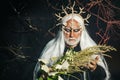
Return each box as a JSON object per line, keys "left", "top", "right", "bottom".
{"left": 55, "top": 64, "right": 62, "bottom": 69}
{"left": 48, "top": 72, "right": 58, "bottom": 76}
{"left": 61, "top": 60, "right": 69, "bottom": 69}
{"left": 41, "top": 65, "right": 49, "bottom": 73}
{"left": 58, "top": 76, "right": 64, "bottom": 80}
{"left": 55, "top": 60, "right": 69, "bottom": 70}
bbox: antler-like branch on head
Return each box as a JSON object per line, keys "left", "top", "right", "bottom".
{"left": 55, "top": 13, "right": 63, "bottom": 20}
{"left": 62, "top": 6, "right": 68, "bottom": 15}
{"left": 55, "top": 1, "right": 91, "bottom": 24}
{"left": 71, "top": 1, "right": 76, "bottom": 14}
{"left": 84, "top": 14, "right": 91, "bottom": 23}
{"left": 79, "top": 7, "right": 86, "bottom": 14}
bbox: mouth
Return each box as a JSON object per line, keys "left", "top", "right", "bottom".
{"left": 69, "top": 38, "right": 76, "bottom": 42}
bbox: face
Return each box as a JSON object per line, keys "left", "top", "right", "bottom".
{"left": 62, "top": 19, "right": 82, "bottom": 47}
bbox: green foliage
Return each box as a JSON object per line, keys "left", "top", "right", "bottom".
{"left": 38, "top": 45, "right": 117, "bottom": 80}
{"left": 68, "top": 45, "right": 116, "bottom": 73}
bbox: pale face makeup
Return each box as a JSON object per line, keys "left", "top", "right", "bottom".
{"left": 62, "top": 19, "right": 82, "bottom": 47}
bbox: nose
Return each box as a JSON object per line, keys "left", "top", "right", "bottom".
{"left": 69, "top": 30, "right": 74, "bottom": 37}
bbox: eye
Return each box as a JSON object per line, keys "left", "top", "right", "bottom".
{"left": 73, "top": 29, "right": 80, "bottom": 32}
{"left": 64, "top": 28, "right": 71, "bottom": 32}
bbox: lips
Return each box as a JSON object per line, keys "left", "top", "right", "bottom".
{"left": 69, "top": 38, "right": 76, "bottom": 42}
{"left": 69, "top": 38, "right": 76, "bottom": 40}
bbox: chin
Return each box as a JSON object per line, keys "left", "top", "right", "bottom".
{"left": 66, "top": 41, "right": 79, "bottom": 46}
{"left": 64, "top": 37, "right": 80, "bottom": 47}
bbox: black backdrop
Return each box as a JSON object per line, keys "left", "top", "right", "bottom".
{"left": 0, "top": 0, "right": 120, "bottom": 80}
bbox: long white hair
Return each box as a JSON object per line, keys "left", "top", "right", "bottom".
{"left": 33, "top": 14, "right": 110, "bottom": 80}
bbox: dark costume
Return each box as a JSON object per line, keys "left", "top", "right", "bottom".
{"left": 60, "top": 44, "right": 106, "bottom": 80}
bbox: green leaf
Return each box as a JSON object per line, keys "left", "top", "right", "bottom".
{"left": 47, "top": 75, "right": 58, "bottom": 80}
{"left": 47, "top": 77, "right": 53, "bottom": 80}
{"left": 38, "top": 77, "right": 43, "bottom": 80}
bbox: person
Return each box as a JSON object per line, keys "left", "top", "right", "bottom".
{"left": 33, "top": 5, "right": 110, "bottom": 80}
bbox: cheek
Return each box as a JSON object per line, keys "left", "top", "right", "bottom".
{"left": 63, "top": 32, "right": 69, "bottom": 38}
{"left": 74, "top": 32, "right": 82, "bottom": 38}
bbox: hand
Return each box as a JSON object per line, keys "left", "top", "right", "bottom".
{"left": 87, "top": 56, "right": 99, "bottom": 71}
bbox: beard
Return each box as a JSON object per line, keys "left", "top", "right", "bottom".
{"left": 64, "top": 36, "right": 80, "bottom": 46}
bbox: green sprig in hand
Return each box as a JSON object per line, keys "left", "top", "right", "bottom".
{"left": 38, "top": 45, "right": 116, "bottom": 80}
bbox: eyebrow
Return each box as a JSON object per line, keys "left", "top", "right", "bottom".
{"left": 63, "top": 27, "right": 81, "bottom": 30}
{"left": 62, "top": 24, "right": 82, "bottom": 28}
{"left": 62, "top": 24, "right": 82, "bottom": 29}
{"left": 62, "top": 27, "right": 82, "bottom": 33}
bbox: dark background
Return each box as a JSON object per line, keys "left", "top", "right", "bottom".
{"left": 0, "top": 0, "right": 120, "bottom": 80}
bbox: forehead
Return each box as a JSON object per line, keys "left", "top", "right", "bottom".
{"left": 65, "top": 19, "right": 80, "bottom": 28}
